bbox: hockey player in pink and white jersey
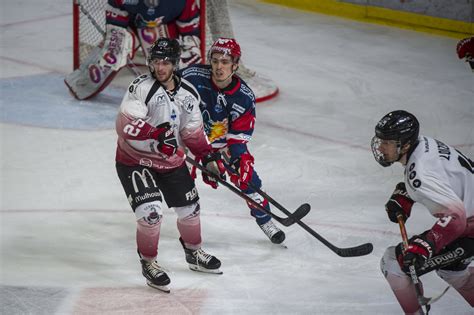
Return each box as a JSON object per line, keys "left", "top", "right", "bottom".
{"left": 115, "top": 38, "right": 225, "bottom": 293}
{"left": 372, "top": 110, "right": 474, "bottom": 314}
{"left": 65, "top": 0, "right": 202, "bottom": 100}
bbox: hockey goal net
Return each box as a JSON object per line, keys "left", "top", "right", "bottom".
{"left": 72, "top": 0, "right": 278, "bottom": 102}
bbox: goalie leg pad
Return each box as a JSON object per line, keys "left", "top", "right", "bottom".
{"left": 65, "top": 24, "right": 134, "bottom": 100}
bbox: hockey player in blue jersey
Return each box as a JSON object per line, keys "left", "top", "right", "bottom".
{"left": 179, "top": 37, "right": 285, "bottom": 244}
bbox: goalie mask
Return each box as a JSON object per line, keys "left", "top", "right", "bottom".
{"left": 147, "top": 38, "right": 181, "bottom": 76}
{"left": 371, "top": 110, "right": 419, "bottom": 167}
{"left": 208, "top": 37, "right": 241, "bottom": 63}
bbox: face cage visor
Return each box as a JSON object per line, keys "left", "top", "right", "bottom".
{"left": 371, "top": 136, "right": 402, "bottom": 167}
{"left": 147, "top": 55, "right": 178, "bottom": 67}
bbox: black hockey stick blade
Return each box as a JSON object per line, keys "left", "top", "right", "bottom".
{"left": 279, "top": 203, "right": 311, "bottom": 226}
{"left": 334, "top": 242, "right": 374, "bottom": 257}
{"left": 223, "top": 159, "right": 373, "bottom": 256}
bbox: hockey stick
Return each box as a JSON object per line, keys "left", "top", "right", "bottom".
{"left": 397, "top": 214, "right": 450, "bottom": 312}
{"left": 225, "top": 164, "right": 373, "bottom": 257}
{"left": 76, "top": 0, "right": 142, "bottom": 77}
{"left": 185, "top": 156, "right": 309, "bottom": 227}
{"left": 223, "top": 163, "right": 310, "bottom": 220}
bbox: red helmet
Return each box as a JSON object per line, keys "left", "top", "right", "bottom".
{"left": 208, "top": 37, "right": 241, "bottom": 62}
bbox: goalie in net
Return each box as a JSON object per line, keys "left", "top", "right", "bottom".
{"left": 65, "top": 0, "right": 203, "bottom": 100}
{"left": 65, "top": 0, "right": 279, "bottom": 102}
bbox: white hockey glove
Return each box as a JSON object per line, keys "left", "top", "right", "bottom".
{"left": 179, "top": 35, "right": 202, "bottom": 68}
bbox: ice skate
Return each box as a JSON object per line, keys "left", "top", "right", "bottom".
{"left": 140, "top": 259, "right": 171, "bottom": 293}
{"left": 179, "top": 238, "right": 222, "bottom": 274}
{"left": 259, "top": 220, "right": 285, "bottom": 244}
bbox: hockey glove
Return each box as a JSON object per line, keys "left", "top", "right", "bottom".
{"left": 230, "top": 152, "right": 254, "bottom": 191}
{"left": 152, "top": 122, "right": 178, "bottom": 156}
{"left": 396, "top": 235, "right": 435, "bottom": 273}
{"left": 201, "top": 152, "right": 226, "bottom": 189}
{"left": 385, "top": 182, "right": 414, "bottom": 223}
{"left": 457, "top": 37, "right": 474, "bottom": 60}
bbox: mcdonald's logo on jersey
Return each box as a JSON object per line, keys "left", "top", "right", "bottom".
{"left": 131, "top": 168, "right": 158, "bottom": 193}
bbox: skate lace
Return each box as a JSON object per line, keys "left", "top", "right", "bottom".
{"left": 146, "top": 261, "right": 165, "bottom": 277}
{"left": 195, "top": 249, "right": 213, "bottom": 264}
{"left": 260, "top": 221, "right": 279, "bottom": 237}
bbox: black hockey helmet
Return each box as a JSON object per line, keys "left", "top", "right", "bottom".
{"left": 371, "top": 110, "right": 420, "bottom": 167}
{"left": 147, "top": 38, "right": 181, "bottom": 66}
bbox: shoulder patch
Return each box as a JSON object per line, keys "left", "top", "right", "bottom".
{"left": 128, "top": 74, "right": 150, "bottom": 95}
{"left": 180, "top": 80, "right": 200, "bottom": 101}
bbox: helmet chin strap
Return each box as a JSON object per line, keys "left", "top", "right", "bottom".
{"left": 395, "top": 143, "right": 410, "bottom": 165}
{"left": 213, "top": 64, "right": 239, "bottom": 85}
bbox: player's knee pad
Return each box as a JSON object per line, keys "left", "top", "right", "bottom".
{"left": 381, "top": 246, "right": 407, "bottom": 278}
{"left": 174, "top": 202, "right": 200, "bottom": 223}
{"left": 135, "top": 201, "right": 163, "bottom": 225}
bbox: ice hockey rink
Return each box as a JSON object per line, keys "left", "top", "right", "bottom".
{"left": 1, "top": 0, "right": 473, "bottom": 314}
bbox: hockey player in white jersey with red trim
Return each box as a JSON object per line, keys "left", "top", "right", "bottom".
{"left": 372, "top": 110, "right": 473, "bottom": 314}
{"left": 115, "top": 38, "right": 225, "bottom": 293}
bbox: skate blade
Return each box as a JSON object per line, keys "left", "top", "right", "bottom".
{"left": 146, "top": 280, "right": 171, "bottom": 293}
{"left": 189, "top": 264, "right": 223, "bottom": 275}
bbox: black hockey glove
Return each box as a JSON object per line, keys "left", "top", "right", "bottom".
{"left": 201, "top": 152, "right": 226, "bottom": 189}
{"left": 385, "top": 182, "right": 414, "bottom": 223}
{"left": 154, "top": 122, "right": 178, "bottom": 156}
{"left": 396, "top": 234, "right": 435, "bottom": 273}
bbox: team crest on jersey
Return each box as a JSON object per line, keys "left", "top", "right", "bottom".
{"left": 182, "top": 95, "right": 194, "bottom": 113}
{"left": 202, "top": 110, "right": 228, "bottom": 142}
{"left": 154, "top": 93, "right": 166, "bottom": 106}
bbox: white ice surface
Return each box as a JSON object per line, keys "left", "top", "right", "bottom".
{"left": 1, "top": 0, "right": 473, "bottom": 314}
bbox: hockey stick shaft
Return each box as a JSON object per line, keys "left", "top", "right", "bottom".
{"left": 185, "top": 156, "right": 306, "bottom": 226}
{"left": 397, "top": 214, "right": 434, "bottom": 312}
{"left": 224, "top": 163, "right": 302, "bottom": 215}
{"left": 225, "top": 164, "right": 373, "bottom": 257}
{"left": 398, "top": 215, "right": 451, "bottom": 307}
